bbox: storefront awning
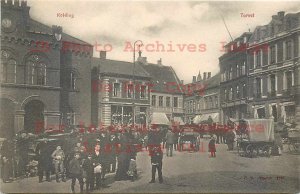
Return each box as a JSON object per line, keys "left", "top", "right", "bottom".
{"left": 150, "top": 112, "right": 170, "bottom": 125}
{"left": 193, "top": 113, "right": 219, "bottom": 124}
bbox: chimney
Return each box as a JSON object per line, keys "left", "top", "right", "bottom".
{"left": 138, "top": 57, "right": 147, "bottom": 65}
{"left": 100, "top": 51, "right": 106, "bottom": 59}
{"left": 192, "top": 76, "right": 196, "bottom": 83}
{"left": 157, "top": 58, "right": 162, "bottom": 65}
{"left": 278, "top": 11, "right": 285, "bottom": 21}
{"left": 203, "top": 72, "right": 207, "bottom": 80}
{"left": 207, "top": 72, "right": 211, "bottom": 79}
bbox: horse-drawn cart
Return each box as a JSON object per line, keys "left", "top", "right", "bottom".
{"left": 237, "top": 119, "right": 275, "bottom": 158}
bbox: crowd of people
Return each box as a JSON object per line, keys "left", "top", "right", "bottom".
{"left": 0, "top": 122, "right": 243, "bottom": 193}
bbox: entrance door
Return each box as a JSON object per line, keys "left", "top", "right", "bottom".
{"left": 24, "top": 100, "right": 44, "bottom": 133}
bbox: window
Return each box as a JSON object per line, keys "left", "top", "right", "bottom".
{"left": 215, "top": 96, "right": 218, "bottom": 107}
{"left": 127, "top": 84, "right": 134, "bottom": 98}
{"left": 229, "top": 67, "right": 233, "bottom": 80}
{"left": 236, "top": 85, "right": 240, "bottom": 99}
{"left": 140, "top": 85, "right": 146, "bottom": 99}
{"left": 173, "top": 97, "right": 178, "bottom": 108}
{"left": 193, "top": 101, "right": 196, "bottom": 112}
{"left": 209, "top": 97, "right": 213, "bottom": 109}
{"left": 159, "top": 96, "right": 163, "bottom": 107}
{"left": 242, "top": 83, "right": 246, "bottom": 98}
{"left": 229, "top": 88, "right": 233, "bottom": 100}
{"left": 243, "top": 36, "right": 247, "bottom": 43}
{"left": 236, "top": 65, "right": 239, "bottom": 77}
{"left": 256, "top": 50, "right": 261, "bottom": 68}
{"left": 224, "top": 89, "right": 227, "bottom": 101}
{"left": 1, "top": 50, "right": 17, "bottom": 83}
{"left": 272, "top": 105, "right": 278, "bottom": 122}
{"left": 286, "top": 40, "right": 292, "bottom": 60}
{"left": 113, "top": 83, "right": 120, "bottom": 97}
{"left": 151, "top": 95, "right": 156, "bottom": 106}
{"left": 242, "top": 62, "right": 246, "bottom": 75}
{"left": 166, "top": 97, "right": 170, "bottom": 107}
{"left": 70, "top": 72, "right": 77, "bottom": 90}
{"left": 256, "top": 78, "right": 262, "bottom": 98}
{"left": 286, "top": 71, "right": 293, "bottom": 89}
{"left": 270, "top": 74, "right": 276, "bottom": 96}
{"left": 270, "top": 45, "right": 276, "bottom": 64}
{"left": 26, "top": 55, "right": 47, "bottom": 85}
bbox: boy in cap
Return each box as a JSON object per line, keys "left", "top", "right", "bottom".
{"left": 149, "top": 146, "right": 163, "bottom": 184}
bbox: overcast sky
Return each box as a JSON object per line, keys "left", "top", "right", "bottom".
{"left": 27, "top": 0, "right": 300, "bottom": 83}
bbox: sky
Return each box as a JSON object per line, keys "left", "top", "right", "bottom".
{"left": 27, "top": 0, "right": 300, "bottom": 83}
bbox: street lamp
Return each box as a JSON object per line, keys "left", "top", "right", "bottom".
{"left": 132, "top": 40, "right": 143, "bottom": 126}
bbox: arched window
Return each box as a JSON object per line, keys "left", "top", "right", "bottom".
{"left": 1, "top": 50, "right": 17, "bottom": 83}
{"left": 26, "top": 55, "right": 47, "bottom": 85}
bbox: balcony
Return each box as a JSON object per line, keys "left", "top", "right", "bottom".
{"left": 282, "top": 86, "right": 296, "bottom": 97}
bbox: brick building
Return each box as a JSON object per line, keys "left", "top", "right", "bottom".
{"left": 0, "top": 0, "right": 93, "bottom": 138}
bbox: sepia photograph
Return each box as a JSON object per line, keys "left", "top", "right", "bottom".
{"left": 0, "top": 0, "right": 299, "bottom": 193}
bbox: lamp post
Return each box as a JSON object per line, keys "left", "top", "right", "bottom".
{"left": 132, "top": 40, "right": 143, "bottom": 126}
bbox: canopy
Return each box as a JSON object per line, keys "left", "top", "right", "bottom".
{"left": 149, "top": 112, "right": 170, "bottom": 125}
{"left": 173, "top": 117, "right": 185, "bottom": 126}
{"left": 193, "top": 113, "right": 219, "bottom": 124}
{"left": 245, "top": 119, "right": 274, "bottom": 142}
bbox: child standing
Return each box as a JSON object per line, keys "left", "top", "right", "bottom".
{"left": 127, "top": 154, "right": 137, "bottom": 182}
{"left": 208, "top": 136, "right": 216, "bottom": 158}
{"left": 149, "top": 146, "right": 163, "bottom": 184}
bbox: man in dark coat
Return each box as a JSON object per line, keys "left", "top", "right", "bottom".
{"left": 83, "top": 154, "right": 94, "bottom": 192}
{"left": 35, "top": 140, "right": 52, "bottom": 183}
{"left": 69, "top": 153, "right": 84, "bottom": 193}
{"left": 92, "top": 144, "right": 102, "bottom": 189}
{"left": 99, "top": 132, "right": 110, "bottom": 184}
{"left": 149, "top": 146, "right": 163, "bottom": 184}
{"left": 108, "top": 134, "right": 118, "bottom": 173}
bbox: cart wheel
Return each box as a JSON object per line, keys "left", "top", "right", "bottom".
{"left": 288, "top": 142, "right": 295, "bottom": 152}
{"left": 293, "top": 143, "right": 300, "bottom": 152}
{"left": 245, "top": 144, "right": 253, "bottom": 157}
{"left": 262, "top": 145, "right": 271, "bottom": 157}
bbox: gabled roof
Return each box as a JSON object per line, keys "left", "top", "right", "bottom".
{"left": 140, "top": 63, "right": 184, "bottom": 94}
{"left": 28, "top": 19, "right": 91, "bottom": 45}
{"left": 203, "top": 73, "right": 220, "bottom": 89}
{"left": 91, "top": 58, "right": 151, "bottom": 78}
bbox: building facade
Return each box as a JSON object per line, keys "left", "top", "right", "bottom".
{"left": 184, "top": 72, "right": 221, "bottom": 124}
{"left": 247, "top": 11, "right": 300, "bottom": 124}
{"left": 0, "top": 0, "right": 93, "bottom": 138}
{"left": 91, "top": 52, "right": 151, "bottom": 127}
{"left": 138, "top": 57, "right": 185, "bottom": 123}
{"left": 219, "top": 32, "right": 252, "bottom": 124}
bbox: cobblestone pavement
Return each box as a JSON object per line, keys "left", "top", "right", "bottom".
{"left": 1, "top": 139, "right": 299, "bottom": 193}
